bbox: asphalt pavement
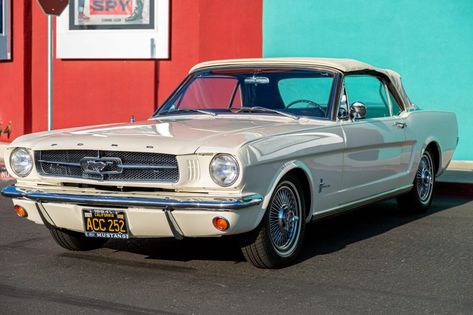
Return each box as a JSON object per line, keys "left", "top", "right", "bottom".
{"left": 0, "top": 180, "right": 472, "bottom": 314}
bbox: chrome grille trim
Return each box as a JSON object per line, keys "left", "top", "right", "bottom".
{"left": 37, "top": 160, "right": 81, "bottom": 167}
{"left": 35, "top": 150, "right": 179, "bottom": 183}
{"left": 37, "top": 160, "right": 177, "bottom": 170}
{"left": 121, "top": 164, "right": 177, "bottom": 170}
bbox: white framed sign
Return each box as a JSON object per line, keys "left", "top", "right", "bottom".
{"left": 57, "top": 0, "right": 169, "bottom": 59}
{"left": 0, "top": 0, "right": 11, "bottom": 60}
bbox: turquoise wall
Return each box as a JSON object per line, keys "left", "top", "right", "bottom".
{"left": 263, "top": 0, "right": 473, "bottom": 160}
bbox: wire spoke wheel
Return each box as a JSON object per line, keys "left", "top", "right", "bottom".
{"left": 416, "top": 152, "right": 434, "bottom": 204}
{"left": 239, "top": 173, "right": 307, "bottom": 268}
{"left": 397, "top": 148, "right": 436, "bottom": 213}
{"left": 268, "top": 181, "right": 302, "bottom": 257}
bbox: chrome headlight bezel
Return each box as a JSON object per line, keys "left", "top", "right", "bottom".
{"left": 209, "top": 154, "right": 240, "bottom": 187}
{"left": 9, "top": 147, "right": 33, "bottom": 177}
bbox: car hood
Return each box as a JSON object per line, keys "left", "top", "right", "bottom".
{"left": 10, "top": 115, "right": 331, "bottom": 155}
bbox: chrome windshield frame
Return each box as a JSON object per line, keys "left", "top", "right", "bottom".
{"left": 152, "top": 66, "right": 341, "bottom": 121}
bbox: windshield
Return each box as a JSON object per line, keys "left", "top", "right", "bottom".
{"left": 155, "top": 68, "right": 336, "bottom": 119}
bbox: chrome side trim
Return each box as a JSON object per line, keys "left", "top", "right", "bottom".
{"left": 312, "top": 185, "right": 413, "bottom": 221}
{"left": 1, "top": 185, "right": 263, "bottom": 210}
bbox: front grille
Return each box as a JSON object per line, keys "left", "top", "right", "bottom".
{"left": 35, "top": 150, "right": 179, "bottom": 183}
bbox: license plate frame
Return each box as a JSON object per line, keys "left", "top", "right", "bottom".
{"left": 82, "top": 208, "right": 129, "bottom": 239}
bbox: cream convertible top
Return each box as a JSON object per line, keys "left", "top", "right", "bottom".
{"left": 191, "top": 58, "right": 413, "bottom": 110}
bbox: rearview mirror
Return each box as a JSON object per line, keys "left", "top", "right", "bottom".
{"left": 244, "top": 76, "right": 270, "bottom": 85}
{"left": 350, "top": 101, "right": 366, "bottom": 120}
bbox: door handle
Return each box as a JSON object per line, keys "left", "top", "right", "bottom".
{"left": 394, "top": 121, "right": 407, "bottom": 129}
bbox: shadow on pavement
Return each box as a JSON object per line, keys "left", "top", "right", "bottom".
{"left": 103, "top": 195, "right": 471, "bottom": 266}
{"left": 297, "top": 196, "right": 471, "bottom": 263}
{"left": 105, "top": 235, "right": 245, "bottom": 263}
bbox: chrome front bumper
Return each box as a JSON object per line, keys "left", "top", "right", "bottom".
{"left": 1, "top": 185, "right": 263, "bottom": 210}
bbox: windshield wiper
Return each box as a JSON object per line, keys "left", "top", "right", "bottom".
{"left": 157, "top": 108, "right": 217, "bottom": 117}
{"left": 236, "top": 106, "right": 299, "bottom": 120}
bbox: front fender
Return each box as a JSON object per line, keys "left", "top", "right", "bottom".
{"left": 260, "top": 160, "right": 314, "bottom": 223}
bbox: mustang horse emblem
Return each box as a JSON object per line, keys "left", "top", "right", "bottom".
{"left": 80, "top": 157, "right": 123, "bottom": 175}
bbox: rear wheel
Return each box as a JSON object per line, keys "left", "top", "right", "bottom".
{"left": 397, "top": 148, "right": 435, "bottom": 213}
{"left": 49, "top": 227, "right": 107, "bottom": 251}
{"left": 239, "top": 174, "right": 306, "bottom": 268}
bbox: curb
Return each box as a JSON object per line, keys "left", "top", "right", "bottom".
{"left": 437, "top": 164, "right": 473, "bottom": 197}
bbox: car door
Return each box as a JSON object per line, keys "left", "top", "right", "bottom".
{"left": 339, "top": 74, "right": 407, "bottom": 205}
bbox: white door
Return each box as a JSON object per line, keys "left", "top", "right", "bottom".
{"left": 339, "top": 75, "right": 407, "bottom": 205}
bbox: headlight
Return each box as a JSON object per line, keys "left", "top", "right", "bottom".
{"left": 209, "top": 154, "right": 239, "bottom": 187}
{"left": 10, "top": 148, "right": 33, "bottom": 177}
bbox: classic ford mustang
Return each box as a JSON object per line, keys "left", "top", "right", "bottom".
{"left": 1, "top": 58, "right": 458, "bottom": 268}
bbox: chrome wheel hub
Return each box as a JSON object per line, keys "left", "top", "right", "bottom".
{"left": 277, "top": 206, "right": 299, "bottom": 236}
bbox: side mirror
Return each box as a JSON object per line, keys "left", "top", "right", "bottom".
{"left": 338, "top": 107, "right": 349, "bottom": 120}
{"left": 350, "top": 101, "right": 366, "bottom": 120}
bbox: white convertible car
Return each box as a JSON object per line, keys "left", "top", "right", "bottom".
{"left": 2, "top": 58, "right": 458, "bottom": 268}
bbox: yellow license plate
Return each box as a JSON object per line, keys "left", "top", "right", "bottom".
{"left": 83, "top": 209, "right": 129, "bottom": 239}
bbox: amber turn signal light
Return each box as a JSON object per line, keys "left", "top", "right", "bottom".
{"left": 212, "top": 217, "right": 230, "bottom": 231}
{"left": 14, "top": 205, "right": 28, "bottom": 218}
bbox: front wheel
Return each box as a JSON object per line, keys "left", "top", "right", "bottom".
{"left": 397, "top": 148, "right": 435, "bottom": 213}
{"left": 49, "top": 227, "right": 107, "bottom": 251}
{"left": 239, "top": 174, "right": 306, "bottom": 268}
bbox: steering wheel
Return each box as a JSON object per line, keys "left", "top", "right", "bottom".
{"left": 286, "top": 99, "right": 323, "bottom": 110}
{"left": 286, "top": 99, "right": 325, "bottom": 117}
